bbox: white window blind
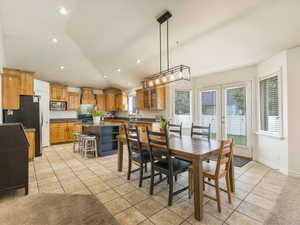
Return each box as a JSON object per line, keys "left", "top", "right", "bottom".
{"left": 259, "top": 75, "right": 280, "bottom": 135}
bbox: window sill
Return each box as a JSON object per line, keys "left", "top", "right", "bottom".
{"left": 255, "top": 131, "right": 285, "bottom": 140}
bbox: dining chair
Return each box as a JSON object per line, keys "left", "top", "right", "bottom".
{"left": 168, "top": 121, "right": 182, "bottom": 137}
{"left": 125, "top": 125, "right": 151, "bottom": 187}
{"left": 146, "top": 127, "right": 191, "bottom": 206}
{"left": 191, "top": 123, "right": 211, "bottom": 140}
{"left": 188, "top": 139, "right": 233, "bottom": 213}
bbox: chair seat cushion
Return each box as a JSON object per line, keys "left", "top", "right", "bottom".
{"left": 132, "top": 149, "right": 151, "bottom": 163}
{"left": 154, "top": 158, "right": 191, "bottom": 173}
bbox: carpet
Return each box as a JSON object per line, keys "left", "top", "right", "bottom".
{"left": 0, "top": 193, "right": 119, "bottom": 225}
{"left": 209, "top": 155, "right": 252, "bottom": 167}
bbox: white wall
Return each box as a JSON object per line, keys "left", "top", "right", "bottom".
{"left": 256, "top": 51, "right": 288, "bottom": 174}
{"left": 287, "top": 46, "right": 300, "bottom": 176}
{"left": 0, "top": 22, "right": 5, "bottom": 123}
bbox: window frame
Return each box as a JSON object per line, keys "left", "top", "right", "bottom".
{"left": 128, "top": 94, "right": 137, "bottom": 115}
{"left": 174, "top": 89, "right": 192, "bottom": 116}
{"left": 257, "top": 69, "right": 283, "bottom": 138}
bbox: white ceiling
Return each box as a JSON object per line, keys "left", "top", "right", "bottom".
{"left": 1, "top": 0, "right": 300, "bottom": 89}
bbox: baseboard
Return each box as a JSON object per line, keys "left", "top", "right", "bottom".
{"left": 288, "top": 169, "right": 300, "bottom": 177}
{"left": 255, "top": 156, "right": 279, "bottom": 170}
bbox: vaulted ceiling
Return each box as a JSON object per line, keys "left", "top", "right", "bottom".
{"left": 1, "top": 0, "right": 300, "bottom": 89}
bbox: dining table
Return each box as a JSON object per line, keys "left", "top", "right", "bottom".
{"left": 116, "top": 134, "right": 235, "bottom": 221}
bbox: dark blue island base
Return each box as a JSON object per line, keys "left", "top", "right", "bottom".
{"left": 82, "top": 122, "right": 121, "bottom": 157}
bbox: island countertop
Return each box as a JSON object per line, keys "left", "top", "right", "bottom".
{"left": 79, "top": 122, "right": 122, "bottom": 127}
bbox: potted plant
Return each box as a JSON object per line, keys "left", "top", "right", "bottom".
{"left": 92, "top": 111, "right": 106, "bottom": 123}
{"left": 160, "top": 118, "right": 168, "bottom": 132}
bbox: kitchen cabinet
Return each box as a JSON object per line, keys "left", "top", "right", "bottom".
{"left": 68, "top": 92, "right": 81, "bottom": 111}
{"left": 103, "top": 88, "right": 121, "bottom": 111}
{"left": 136, "top": 87, "right": 165, "bottom": 111}
{"left": 96, "top": 94, "right": 106, "bottom": 111}
{"left": 25, "top": 130, "right": 35, "bottom": 160}
{"left": 50, "top": 122, "right": 82, "bottom": 144}
{"left": 50, "top": 84, "right": 68, "bottom": 102}
{"left": 1, "top": 70, "right": 20, "bottom": 110}
{"left": 136, "top": 89, "right": 145, "bottom": 110}
{"left": 81, "top": 88, "right": 96, "bottom": 105}
{"left": 116, "top": 93, "right": 128, "bottom": 112}
{"left": 19, "top": 70, "right": 34, "bottom": 95}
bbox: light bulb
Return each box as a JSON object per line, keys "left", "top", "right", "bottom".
{"left": 170, "top": 75, "right": 174, "bottom": 80}
{"left": 156, "top": 79, "right": 160, "bottom": 85}
{"left": 149, "top": 81, "right": 153, "bottom": 87}
{"left": 179, "top": 71, "right": 183, "bottom": 78}
{"left": 162, "top": 77, "right": 167, "bottom": 82}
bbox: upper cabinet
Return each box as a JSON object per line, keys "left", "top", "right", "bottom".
{"left": 103, "top": 88, "right": 121, "bottom": 111}
{"left": 19, "top": 70, "right": 34, "bottom": 95}
{"left": 96, "top": 94, "right": 106, "bottom": 111}
{"left": 1, "top": 69, "right": 20, "bottom": 109}
{"left": 116, "top": 93, "right": 128, "bottom": 112}
{"left": 68, "top": 92, "right": 81, "bottom": 111}
{"left": 136, "top": 87, "right": 165, "bottom": 111}
{"left": 81, "top": 88, "right": 96, "bottom": 105}
{"left": 50, "top": 84, "right": 68, "bottom": 102}
{"left": 2, "top": 68, "right": 35, "bottom": 110}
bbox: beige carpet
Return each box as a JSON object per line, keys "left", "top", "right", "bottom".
{"left": 264, "top": 176, "right": 300, "bottom": 225}
{"left": 0, "top": 193, "right": 119, "bottom": 225}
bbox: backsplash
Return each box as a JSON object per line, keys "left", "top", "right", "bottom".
{"left": 116, "top": 110, "right": 165, "bottom": 119}
{"left": 50, "top": 111, "right": 78, "bottom": 119}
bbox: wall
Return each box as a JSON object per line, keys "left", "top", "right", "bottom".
{"left": 0, "top": 23, "right": 5, "bottom": 123}
{"left": 287, "top": 46, "right": 300, "bottom": 176}
{"left": 256, "top": 51, "right": 288, "bottom": 174}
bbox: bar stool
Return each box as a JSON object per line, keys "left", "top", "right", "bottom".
{"left": 81, "top": 135, "right": 98, "bottom": 158}
{"left": 73, "top": 133, "right": 82, "bottom": 153}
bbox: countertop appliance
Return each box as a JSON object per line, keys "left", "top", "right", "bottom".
{"left": 50, "top": 101, "right": 67, "bottom": 111}
{"left": 3, "top": 95, "right": 42, "bottom": 157}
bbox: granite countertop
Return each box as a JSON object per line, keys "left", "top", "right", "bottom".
{"left": 50, "top": 118, "right": 81, "bottom": 123}
{"left": 24, "top": 128, "right": 36, "bottom": 132}
{"left": 105, "top": 117, "right": 158, "bottom": 124}
{"left": 80, "top": 122, "right": 122, "bottom": 127}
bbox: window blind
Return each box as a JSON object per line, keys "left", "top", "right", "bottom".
{"left": 259, "top": 75, "right": 280, "bottom": 134}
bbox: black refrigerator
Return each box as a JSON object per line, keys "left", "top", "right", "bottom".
{"left": 3, "top": 95, "right": 42, "bottom": 157}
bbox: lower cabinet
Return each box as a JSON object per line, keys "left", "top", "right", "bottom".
{"left": 25, "top": 130, "right": 35, "bottom": 160}
{"left": 50, "top": 122, "right": 82, "bottom": 144}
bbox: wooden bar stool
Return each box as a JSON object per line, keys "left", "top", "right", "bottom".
{"left": 188, "top": 140, "right": 233, "bottom": 213}
{"left": 73, "top": 133, "right": 82, "bottom": 153}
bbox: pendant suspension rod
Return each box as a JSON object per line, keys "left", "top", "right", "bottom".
{"left": 159, "top": 23, "right": 162, "bottom": 75}
{"left": 167, "top": 20, "right": 169, "bottom": 70}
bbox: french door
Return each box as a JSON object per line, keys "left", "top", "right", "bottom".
{"left": 199, "top": 82, "right": 252, "bottom": 158}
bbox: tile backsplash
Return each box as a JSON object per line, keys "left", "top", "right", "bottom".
{"left": 50, "top": 111, "right": 78, "bottom": 119}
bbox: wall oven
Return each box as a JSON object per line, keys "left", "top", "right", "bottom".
{"left": 50, "top": 101, "right": 67, "bottom": 111}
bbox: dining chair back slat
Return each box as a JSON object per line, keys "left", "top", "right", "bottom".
{"left": 168, "top": 122, "right": 182, "bottom": 136}
{"left": 191, "top": 123, "right": 211, "bottom": 140}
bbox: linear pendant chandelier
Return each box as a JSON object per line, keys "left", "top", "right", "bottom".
{"left": 143, "top": 11, "right": 191, "bottom": 89}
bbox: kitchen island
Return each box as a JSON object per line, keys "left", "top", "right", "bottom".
{"left": 82, "top": 122, "right": 121, "bottom": 156}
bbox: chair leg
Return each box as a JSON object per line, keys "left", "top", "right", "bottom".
{"left": 215, "top": 179, "right": 222, "bottom": 213}
{"left": 168, "top": 174, "right": 173, "bottom": 206}
{"left": 175, "top": 175, "right": 178, "bottom": 182}
{"left": 139, "top": 163, "right": 144, "bottom": 187}
{"left": 127, "top": 159, "right": 132, "bottom": 180}
{"left": 159, "top": 173, "right": 162, "bottom": 181}
{"left": 188, "top": 169, "right": 193, "bottom": 199}
{"left": 145, "top": 163, "right": 147, "bottom": 172}
{"left": 226, "top": 173, "right": 232, "bottom": 204}
{"left": 150, "top": 165, "right": 154, "bottom": 195}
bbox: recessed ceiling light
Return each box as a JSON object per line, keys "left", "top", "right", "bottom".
{"left": 117, "top": 68, "right": 121, "bottom": 72}
{"left": 59, "top": 7, "right": 68, "bottom": 15}
{"left": 136, "top": 59, "right": 141, "bottom": 64}
{"left": 103, "top": 75, "right": 108, "bottom": 79}
{"left": 52, "top": 38, "right": 58, "bottom": 43}
{"left": 60, "top": 66, "right": 65, "bottom": 70}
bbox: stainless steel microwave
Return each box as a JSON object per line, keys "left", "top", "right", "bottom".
{"left": 50, "top": 101, "right": 67, "bottom": 111}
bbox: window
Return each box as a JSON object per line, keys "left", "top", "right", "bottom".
{"left": 175, "top": 90, "right": 191, "bottom": 115}
{"left": 128, "top": 95, "right": 136, "bottom": 114}
{"left": 259, "top": 74, "right": 281, "bottom": 135}
{"left": 201, "top": 91, "right": 216, "bottom": 115}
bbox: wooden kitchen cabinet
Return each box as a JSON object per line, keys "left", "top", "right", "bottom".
{"left": 50, "top": 84, "right": 68, "bottom": 101}
{"left": 68, "top": 92, "right": 81, "bottom": 111}
{"left": 116, "top": 93, "right": 128, "bottom": 112}
{"left": 96, "top": 94, "right": 106, "bottom": 111}
{"left": 25, "top": 130, "right": 35, "bottom": 160}
{"left": 1, "top": 71, "right": 20, "bottom": 109}
{"left": 50, "top": 122, "right": 82, "bottom": 144}
{"left": 136, "top": 89, "right": 145, "bottom": 110}
{"left": 81, "top": 88, "right": 96, "bottom": 105}
{"left": 19, "top": 70, "right": 34, "bottom": 95}
{"left": 136, "top": 87, "right": 165, "bottom": 111}
{"left": 103, "top": 88, "right": 121, "bottom": 111}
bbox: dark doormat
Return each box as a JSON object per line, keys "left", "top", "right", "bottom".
{"left": 208, "top": 155, "right": 252, "bottom": 167}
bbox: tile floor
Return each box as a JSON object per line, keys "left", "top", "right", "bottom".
{"left": 0, "top": 143, "right": 288, "bottom": 225}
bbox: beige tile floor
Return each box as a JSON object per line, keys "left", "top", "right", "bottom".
{"left": 0, "top": 143, "right": 287, "bottom": 225}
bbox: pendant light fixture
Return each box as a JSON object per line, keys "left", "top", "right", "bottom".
{"left": 143, "top": 11, "right": 191, "bottom": 89}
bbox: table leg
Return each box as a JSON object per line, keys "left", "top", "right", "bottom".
{"left": 117, "top": 140, "right": 124, "bottom": 172}
{"left": 193, "top": 158, "right": 203, "bottom": 221}
{"left": 229, "top": 155, "right": 235, "bottom": 192}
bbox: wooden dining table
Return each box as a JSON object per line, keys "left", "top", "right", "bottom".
{"left": 116, "top": 134, "right": 235, "bottom": 221}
